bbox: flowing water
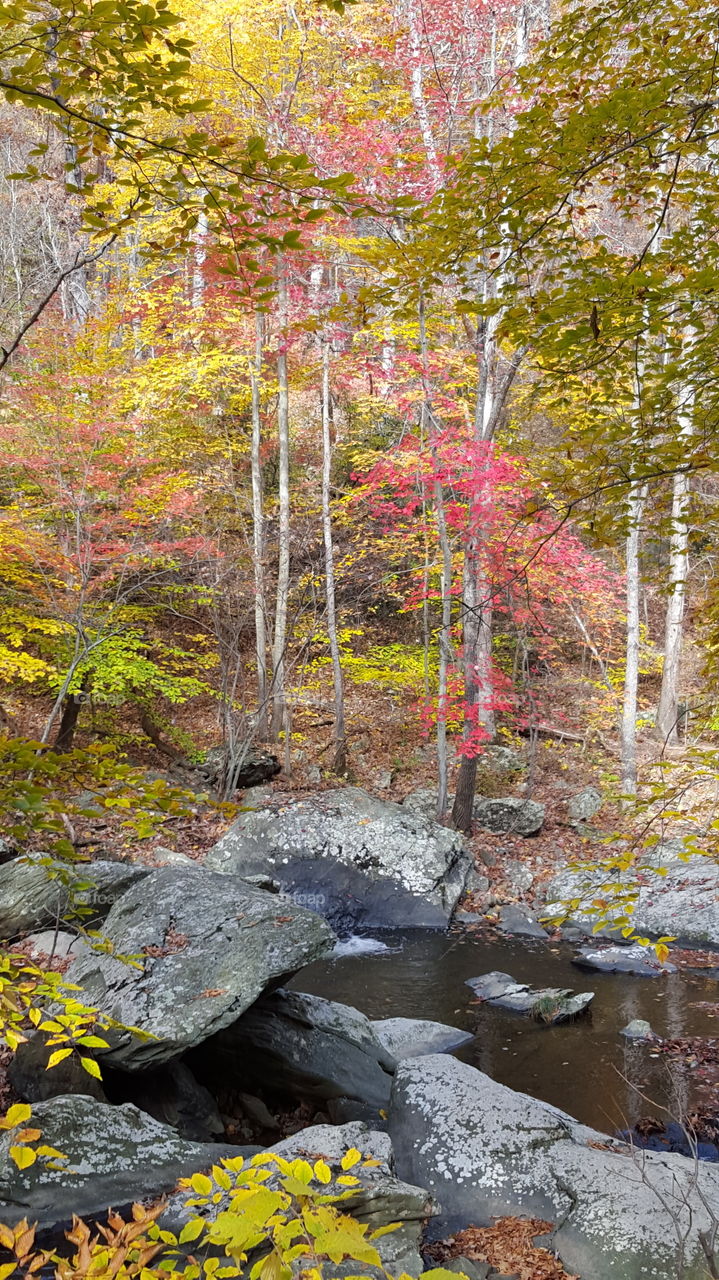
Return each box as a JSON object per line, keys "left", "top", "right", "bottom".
{"left": 291, "top": 931, "right": 719, "bottom": 1135}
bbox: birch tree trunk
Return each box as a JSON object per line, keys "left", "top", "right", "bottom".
{"left": 320, "top": 341, "right": 346, "bottom": 774}
{"left": 656, "top": 381, "right": 694, "bottom": 745}
{"left": 250, "top": 310, "right": 269, "bottom": 737}
{"left": 621, "top": 483, "right": 647, "bottom": 795}
{"left": 271, "top": 264, "right": 291, "bottom": 740}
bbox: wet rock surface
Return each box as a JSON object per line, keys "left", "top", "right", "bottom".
{"left": 574, "top": 944, "right": 676, "bottom": 976}
{"left": 371, "top": 1017, "right": 473, "bottom": 1059}
{"left": 466, "top": 971, "right": 594, "bottom": 1023}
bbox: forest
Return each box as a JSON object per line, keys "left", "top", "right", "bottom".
{"left": 2, "top": 0, "right": 719, "bottom": 1278}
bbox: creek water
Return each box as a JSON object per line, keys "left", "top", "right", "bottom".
{"left": 290, "top": 930, "right": 719, "bottom": 1135}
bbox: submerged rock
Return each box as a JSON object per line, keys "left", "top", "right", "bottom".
{"left": 205, "top": 787, "right": 472, "bottom": 931}
{"left": 466, "top": 971, "right": 593, "bottom": 1023}
{"left": 66, "top": 865, "right": 335, "bottom": 1069}
{"left": 0, "top": 1094, "right": 234, "bottom": 1230}
{"left": 371, "top": 1017, "right": 473, "bottom": 1059}
{"left": 203, "top": 988, "right": 396, "bottom": 1109}
{"left": 473, "top": 797, "right": 544, "bottom": 837}
{"left": 0, "top": 855, "right": 149, "bottom": 940}
{"left": 574, "top": 944, "right": 676, "bottom": 976}
{"left": 389, "top": 1054, "right": 719, "bottom": 1280}
{"left": 620, "top": 1019, "right": 659, "bottom": 1042}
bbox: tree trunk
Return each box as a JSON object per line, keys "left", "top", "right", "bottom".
{"left": 320, "top": 342, "right": 346, "bottom": 774}
{"left": 271, "top": 263, "right": 291, "bottom": 740}
{"left": 656, "top": 392, "right": 694, "bottom": 744}
{"left": 53, "top": 692, "right": 83, "bottom": 752}
{"left": 418, "top": 294, "right": 454, "bottom": 819}
{"left": 621, "top": 483, "right": 647, "bottom": 796}
{"left": 452, "top": 547, "right": 494, "bottom": 832}
{"left": 250, "top": 310, "right": 269, "bottom": 737}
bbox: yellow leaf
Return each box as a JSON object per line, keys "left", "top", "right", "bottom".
{"left": 340, "top": 1148, "right": 361, "bottom": 1171}
{"left": 47, "top": 1048, "right": 73, "bottom": 1069}
{"left": 9, "top": 1146, "right": 36, "bottom": 1170}
{"left": 313, "top": 1160, "right": 332, "bottom": 1184}
{"left": 79, "top": 1057, "right": 102, "bottom": 1079}
{"left": 2, "top": 1104, "right": 31, "bottom": 1130}
{"left": 0, "top": 1262, "right": 17, "bottom": 1280}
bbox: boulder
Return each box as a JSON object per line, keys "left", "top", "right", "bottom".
{"left": 199, "top": 746, "right": 281, "bottom": 791}
{"left": 205, "top": 787, "right": 472, "bottom": 931}
{"left": 66, "top": 865, "right": 335, "bottom": 1070}
{"left": 371, "top": 1018, "right": 473, "bottom": 1059}
{"left": 389, "top": 1055, "right": 719, "bottom": 1280}
{"left": 566, "top": 787, "right": 602, "bottom": 823}
{"left": 0, "top": 1094, "right": 235, "bottom": 1230}
{"left": 0, "top": 855, "right": 149, "bottom": 940}
{"left": 497, "top": 904, "right": 548, "bottom": 939}
{"left": 574, "top": 944, "right": 676, "bottom": 976}
{"left": 473, "top": 798, "right": 544, "bottom": 837}
{"left": 203, "top": 989, "right": 395, "bottom": 1109}
{"left": 479, "top": 745, "right": 524, "bottom": 775}
{"left": 503, "top": 859, "right": 535, "bottom": 894}
{"left": 545, "top": 846, "right": 719, "bottom": 945}
{"left": 163, "top": 1121, "right": 431, "bottom": 1278}
{"left": 466, "top": 972, "right": 593, "bottom": 1023}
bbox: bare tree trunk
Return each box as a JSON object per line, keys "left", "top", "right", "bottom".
{"left": 656, "top": 392, "right": 694, "bottom": 745}
{"left": 320, "top": 341, "right": 346, "bottom": 774}
{"left": 250, "top": 310, "right": 269, "bottom": 737}
{"left": 191, "top": 208, "right": 208, "bottom": 309}
{"left": 418, "top": 295, "right": 454, "bottom": 819}
{"left": 621, "top": 483, "right": 647, "bottom": 796}
{"left": 405, "top": 0, "right": 442, "bottom": 189}
{"left": 271, "top": 264, "right": 291, "bottom": 740}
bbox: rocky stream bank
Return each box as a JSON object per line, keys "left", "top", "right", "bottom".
{"left": 2, "top": 784, "right": 719, "bottom": 1280}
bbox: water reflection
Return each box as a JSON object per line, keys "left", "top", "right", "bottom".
{"left": 290, "top": 930, "right": 719, "bottom": 1133}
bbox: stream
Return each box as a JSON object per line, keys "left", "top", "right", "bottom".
{"left": 291, "top": 931, "right": 719, "bottom": 1135}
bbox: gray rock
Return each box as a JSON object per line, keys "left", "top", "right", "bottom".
{"left": 389, "top": 1055, "right": 719, "bottom": 1280}
{"left": 8, "top": 1032, "right": 107, "bottom": 1103}
{"left": 503, "top": 858, "right": 535, "bottom": 893}
{"left": 442, "top": 1261, "right": 491, "bottom": 1280}
{"left": 0, "top": 1094, "right": 234, "bottom": 1230}
{"left": 372, "top": 1018, "right": 473, "bottom": 1059}
{"left": 401, "top": 789, "right": 439, "bottom": 821}
{"left": 21, "top": 929, "right": 80, "bottom": 961}
{"left": 466, "top": 972, "right": 593, "bottom": 1023}
{"left": 473, "top": 797, "right": 544, "bottom": 837}
{"left": 480, "top": 745, "right": 524, "bottom": 775}
{"left": 148, "top": 846, "right": 196, "bottom": 867}
{"left": 165, "top": 1122, "right": 431, "bottom": 1279}
{"left": 66, "top": 865, "right": 335, "bottom": 1069}
{"left": 620, "top": 1019, "right": 659, "bottom": 1042}
{"left": 464, "top": 867, "right": 491, "bottom": 896}
{"left": 207, "top": 989, "right": 395, "bottom": 1108}
{"left": 0, "top": 855, "right": 149, "bottom": 939}
{"left": 574, "top": 944, "right": 675, "bottom": 976}
{"left": 545, "top": 848, "right": 719, "bottom": 945}
{"left": 497, "top": 904, "right": 548, "bottom": 939}
{"left": 566, "top": 787, "right": 603, "bottom": 822}
{"left": 205, "top": 787, "right": 472, "bottom": 931}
